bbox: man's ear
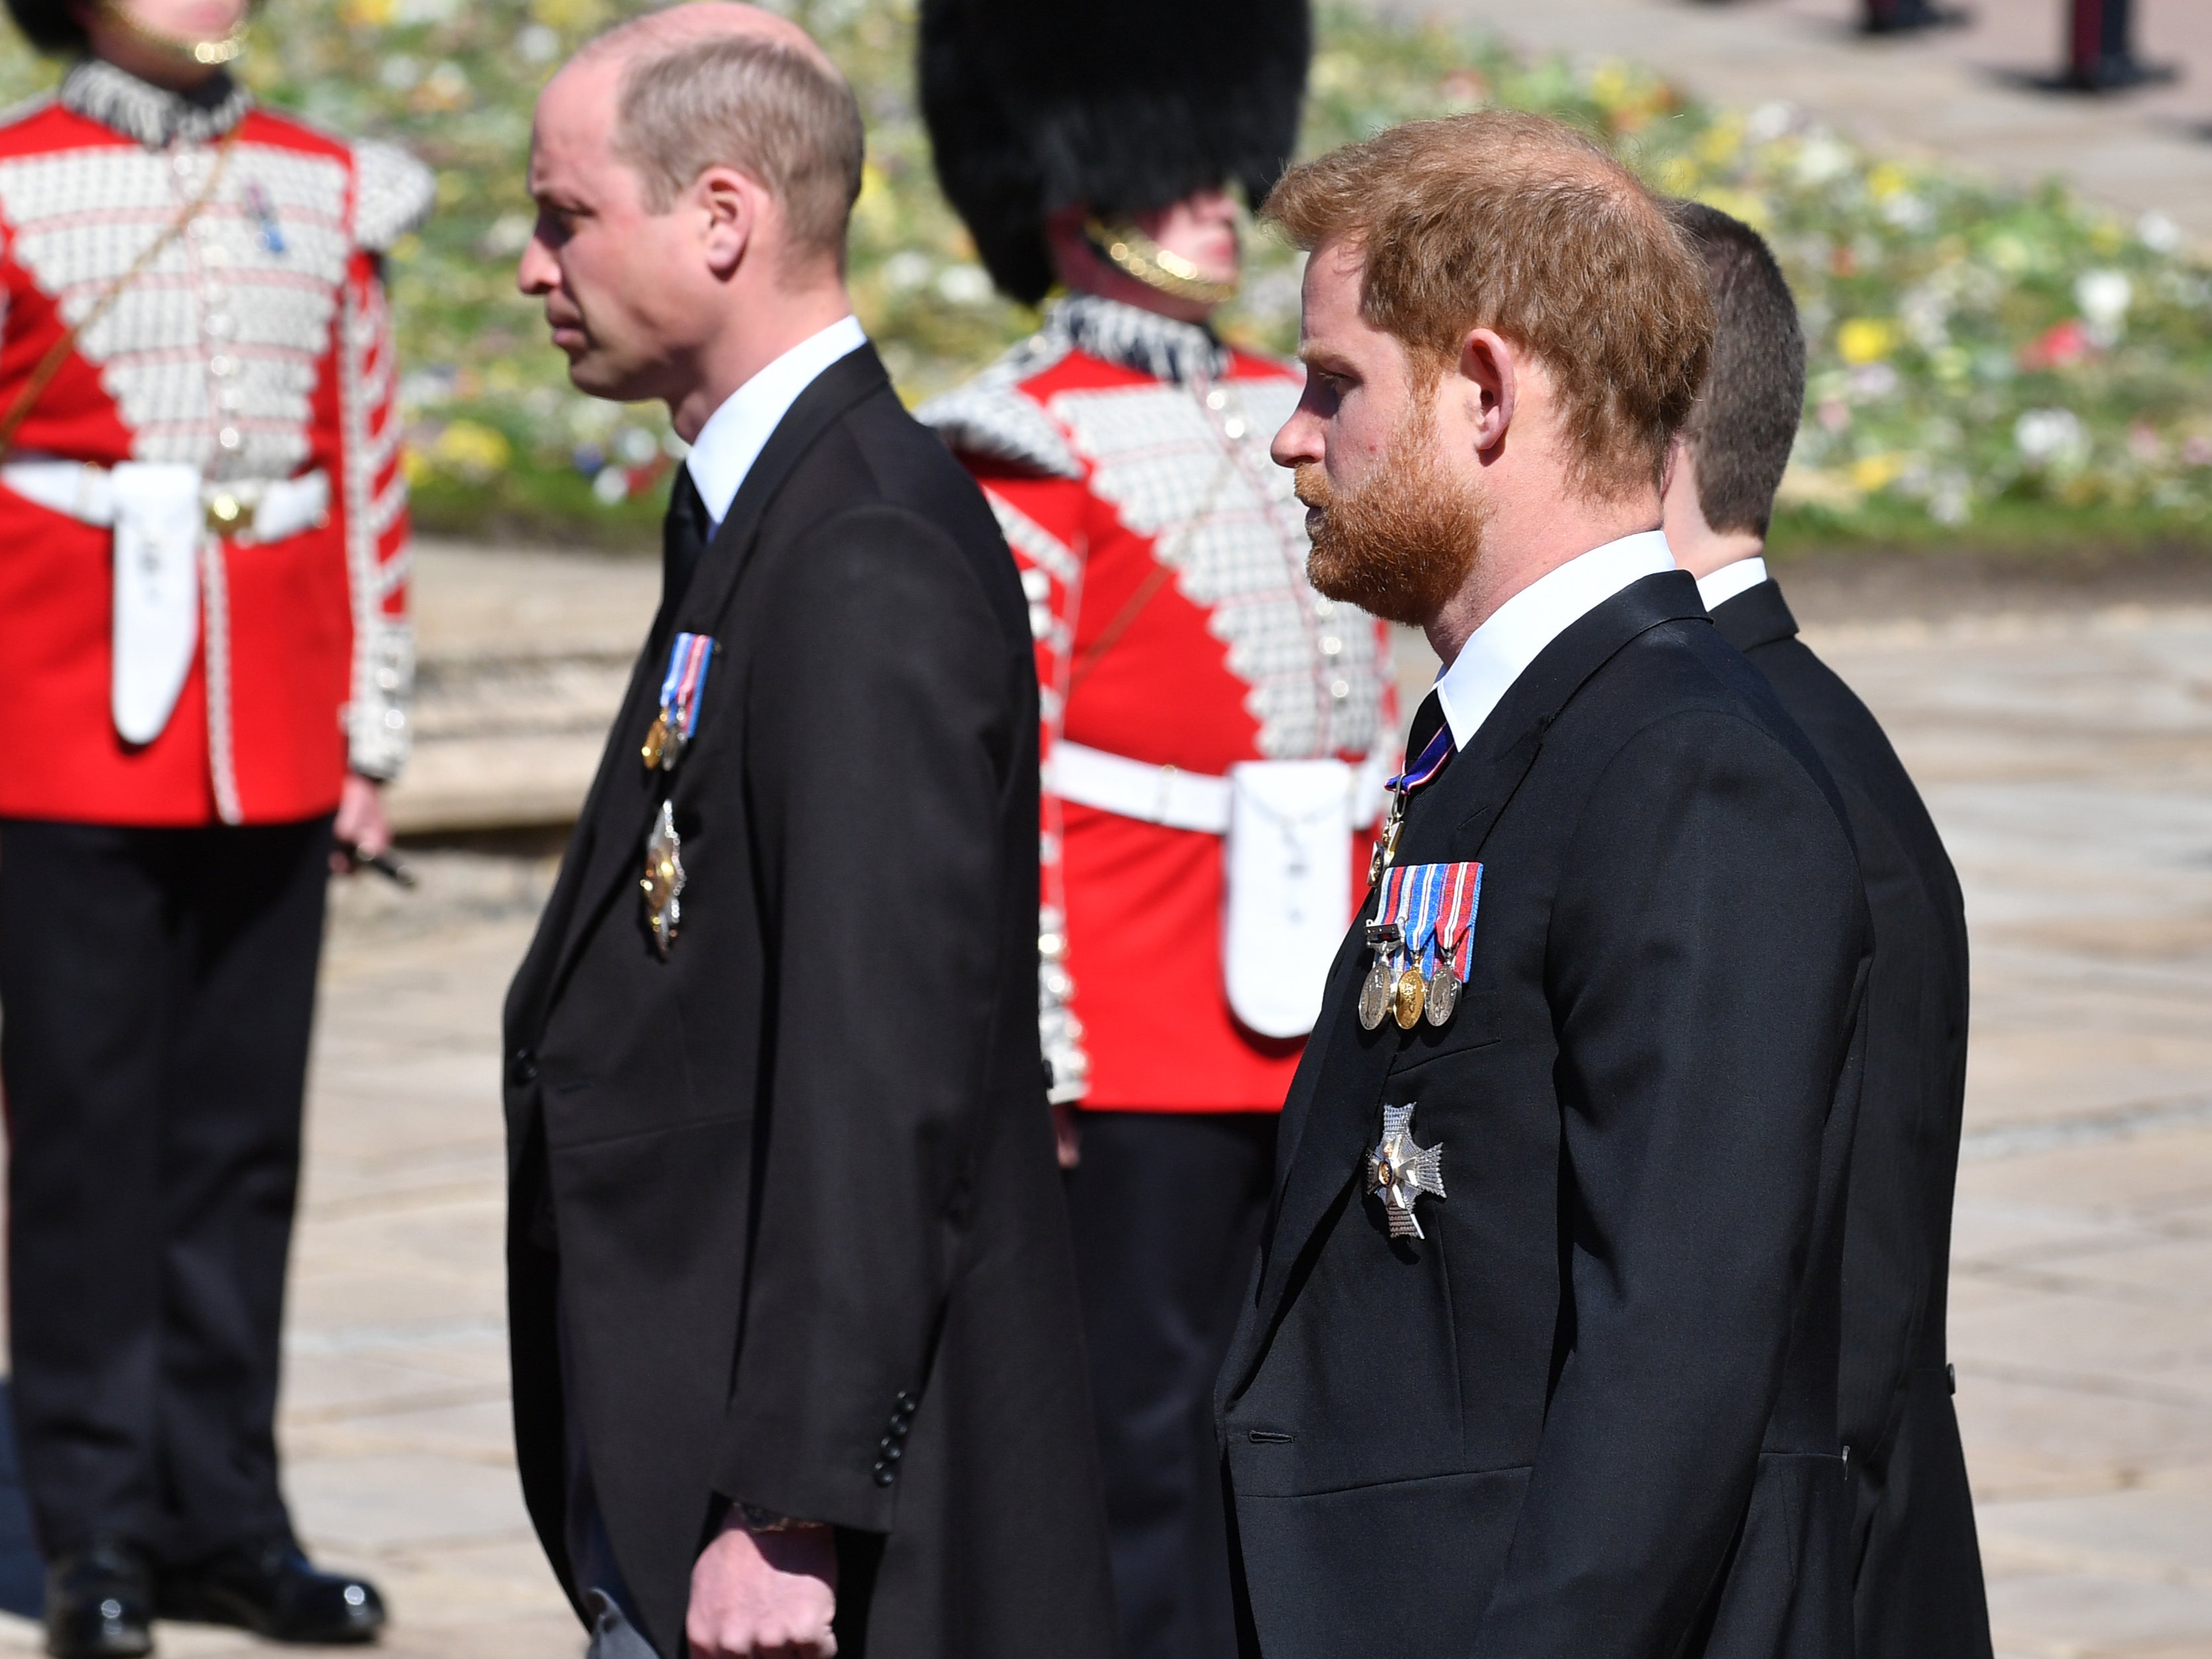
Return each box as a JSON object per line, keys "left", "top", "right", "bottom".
{"left": 1458, "top": 327, "right": 1517, "bottom": 457}
{"left": 697, "top": 166, "right": 762, "bottom": 282}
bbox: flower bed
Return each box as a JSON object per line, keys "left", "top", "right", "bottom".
{"left": 3, "top": 0, "right": 2206, "bottom": 550}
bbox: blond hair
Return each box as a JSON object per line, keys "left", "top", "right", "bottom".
{"left": 1265, "top": 111, "right": 1714, "bottom": 500}
{"left": 611, "top": 31, "right": 864, "bottom": 268}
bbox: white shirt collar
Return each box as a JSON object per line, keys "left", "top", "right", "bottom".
{"left": 684, "top": 315, "right": 868, "bottom": 528}
{"left": 1432, "top": 530, "right": 1677, "bottom": 750}
{"left": 1694, "top": 554, "right": 1769, "bottom": 612}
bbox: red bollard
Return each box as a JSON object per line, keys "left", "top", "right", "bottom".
{"left": 2050, "top": 0, "right": 2178, "bottom": 89}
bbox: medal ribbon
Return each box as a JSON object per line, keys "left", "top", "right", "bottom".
{"left": 659, "top": 632, "right": 713, "bottom": 738}
{"left": 1387, "top": 720, "right": 1455, "bottom": 795}
{"left": 1378, "top": 860, "right": 1485, "bottom": 978}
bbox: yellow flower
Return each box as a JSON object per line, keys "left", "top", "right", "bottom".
{"left": 430, "top": 421, "right": 512, "bottom": 480}
{"left": 1659, "top": 155, "right": 1699, "bottom": 196}
{"left": 1590, "top": 60, "right": 1632, "bottom": 110}
{"left": 1837, "top": 318, "right": 1898, "bottom": 365}
{"left": 344, "top": 0, "right": 392, "bottom": 23}
{"left": 1696, "top": 117, "right": 1743, "bottom": 168}
{"left": 1850, "top": 453, "right": 1905, "bottom": 492}
{"left": 1697, "top": 187, "right": 1772, "bottom": 233}
{"left": 1867, "top": 162, "right": 1911, "bottom": 203}
{"left": 2090, "top": 221, "right": 2125, "bottom": 256}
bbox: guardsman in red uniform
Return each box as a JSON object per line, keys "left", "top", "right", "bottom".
{"left": 919, "top": 4, "right": 1393, "bottom": 1652}
{"left": 0, "top": 1, "right": 426, "bottom": 1650}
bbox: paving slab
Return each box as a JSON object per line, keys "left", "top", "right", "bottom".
{"left": 1383, "top": 0, "right": 2212, "bottom": 243}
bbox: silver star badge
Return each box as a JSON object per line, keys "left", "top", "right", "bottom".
{"left": 1367, "top": 1102, "right": 1446, "bottom": 1239}
{"left": 640, "top": 799, "right": 685, "bottom": 957}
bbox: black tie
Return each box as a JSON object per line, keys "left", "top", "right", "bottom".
{"left": 1403, "top": 690, "right": 1450, "bottom": 780}
{"left": 662, "top": 465, "right": 713, "bottom": 608}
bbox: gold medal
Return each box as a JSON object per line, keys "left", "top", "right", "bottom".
{"left": 1393, "top": 965, "right": 1426, "bottom": 1029}
{"left": 641, "top": 710, "right": 671, "bottom": 771}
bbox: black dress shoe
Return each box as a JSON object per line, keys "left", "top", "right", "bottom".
{"left": 44, "top": 1539, "right": 154, "bottom": 1659}
{"left": 155, "top": 1539, "right": 384, "bottom": 1644}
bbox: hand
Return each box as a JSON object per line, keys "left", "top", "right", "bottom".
{"left": 1053, "top": 1102, "right": 1081, "bottom": 1171}
{"left": 331, "top": 773, "right": 391, "bottom": 874}
{"left": 687, "top": 1516, "right": 838, "bottom": 1658}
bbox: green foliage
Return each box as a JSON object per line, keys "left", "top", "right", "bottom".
{"left": 3, "top": 1, "right": 2208, "bottom": 547}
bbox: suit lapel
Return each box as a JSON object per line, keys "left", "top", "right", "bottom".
{"left": 1226, "top": 572, "right": 1707, "bottom": 1395}
{"left": 530, "top": 347, "right": 894, "bottom": 1015}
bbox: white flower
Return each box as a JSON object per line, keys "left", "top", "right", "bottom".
{"left": 2074, "top": 269, "right": 2132, "bottom": 346}
{"left": 2014, "top": 408, "right": 2087, "bottom": 466}
{"left": 616, "top": 428, "right": 660, "bottom": 466}
{"left": 518, "top": 24, "right": 561, "bottom": 64}
{"left": 1747, "top": 101, "right": 1794, "bottom": 144}
{"left": 935, "top": 264, "right": 994, "bottom": 306}
{"left": 1851, "top": 363, "right": 1900, "bottom": 400}
{"left": 2137, "top": 211, "right": 2182, "bottom": 255}
{"left": 593, "top": 467, "right": 631, "bottom": 506}
{"left": 1793, "top": 135, "right": 1853, "bottom": 186}
{"left": 880, "top": 251, "right": 933, "bottom": 294}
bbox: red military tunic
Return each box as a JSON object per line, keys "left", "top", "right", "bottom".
{"left": 0, "top": 60, "right": 428, "bottom": 826}
{"left": 921, "top": 295, "right": 1393, "bottom": 1113}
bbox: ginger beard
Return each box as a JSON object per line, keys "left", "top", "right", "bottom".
{"left": 1297, "top": 393, "right": 1487, "bottom": 628}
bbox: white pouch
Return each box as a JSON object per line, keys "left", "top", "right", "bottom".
{"left": 109, "top": 463, "right": 204, "bottom": 745}
{"left": 1223, "top": 758, "right": 1354, "bottom": 1039}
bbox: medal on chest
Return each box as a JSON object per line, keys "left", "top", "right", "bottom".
{"left": 1367, "top": 1101, "right": 1446, "bottom": 1239}
{"left": 640, "top": 800, "right": 686, "bottom": 956}
{"left": 1360, "top": 860, "right": 1484, "bottom": 1032}
{"left": 643, "top": 632, "right": 714, "bottom": 773}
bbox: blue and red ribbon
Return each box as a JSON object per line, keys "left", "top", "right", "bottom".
{"left": 659, "top": 632, "right": 713, "bottom": 740}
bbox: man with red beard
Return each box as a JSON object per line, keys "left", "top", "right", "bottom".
{"left": 1214, "top": 112, "right": 1873, "bottom": 1659}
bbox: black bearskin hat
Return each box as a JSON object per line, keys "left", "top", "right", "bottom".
{"left": 921, "top": 0, "right": 1312, "bottom": 305}
{"left": 5, "top": 0, "right": 261, "bottom": 54}
{"left": 5, "top": 0, "right": 86, "bottom": 53}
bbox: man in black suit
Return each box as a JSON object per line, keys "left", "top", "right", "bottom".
{"left": 1662, "top": 200, "right": 1995, "bottom": 1659}
{"left": 1217, "top": 111, "right": 1873, "bottom": 1658}
{"left": 504, "top": 8, "right": 1120, "bottom": 1658}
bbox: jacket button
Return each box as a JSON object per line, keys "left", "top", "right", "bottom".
{"left": 872, "top": 1462, "right": 894, "bottom": 1487}
{"left": 508, "top": 1048, "right": 538, "bottom": 1086}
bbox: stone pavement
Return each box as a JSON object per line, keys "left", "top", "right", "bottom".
{"left": 0, "top": 554, "right": 2208, "bottom": 1656}
{"left": 1384, "top": 0, "right": 2212, "bottom": 244}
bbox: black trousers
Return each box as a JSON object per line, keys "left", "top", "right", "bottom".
{"left": 1065, "top": 1110, "right": 1277, "bottom": 1659}
{"left": 0, "top": 816, "right": 331, "bottom": 1565}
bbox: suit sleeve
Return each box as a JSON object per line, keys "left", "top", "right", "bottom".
{"left": 709, "top": 504, "right": 1019, "bottom": 1533}
{"left": 1471, "top": 709, "right": 1869, "bottom": 1656}
{"left": 972, "top": 467, "right": 1094, "bottom": 1102}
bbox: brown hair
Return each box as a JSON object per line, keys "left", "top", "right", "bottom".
{"left": 612, "top": 33, "right": 866, "bottom": 269}
{"left": 1263, "top": 111, "right": 1714, "bottom": 500}
{"left": 1666, "top": 200, "right": 1805, "bottom": 537}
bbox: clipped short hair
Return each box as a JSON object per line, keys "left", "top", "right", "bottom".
{"left": 612, "top": 32, "right": 865, "bottom": 268}
{"left": 1263, "top": 111, "right": 1714, "bottom": 502}
{"left": 1666, "top": 200, "right": 1806, "bottom": 538}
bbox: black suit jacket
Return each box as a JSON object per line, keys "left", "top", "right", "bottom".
{"left": 502, "top": 347, "right": 1119, "bottom": 1659}
{"left": 1216, "top": 572, "right": 1871, "bottom": 1659}
{"left": 1708, "top": 579, "right": 1993, "bottom": 1659}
